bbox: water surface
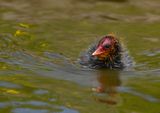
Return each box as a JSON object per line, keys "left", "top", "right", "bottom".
{"left": 0, "top": 0, "right": 160, "bottom": 113}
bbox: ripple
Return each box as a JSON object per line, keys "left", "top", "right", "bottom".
{"left": 118, "top": 87, "right": 160, "bottom": 103}
{"left": 0, "top": 100, "right": 50, "bottom": 108}
{"left": 142, "top": 49, "right": 160, "bottom": 57}
{"left": 33, "top": 89, "right": 49, "bottom": 95}
{"left": 0, "top": 102, "right": 8, "bottom": 108}
{"left": 25, "top": 101, "right": 49, "bottom": 106}
{"left": 12, "top": 108, "right": 48, "bottom": 113}
{"left": 0, "top": 81, "right": 22, "bottom": 89}
{"left": 60, "top": 106, "right": 79, "bottom": 113}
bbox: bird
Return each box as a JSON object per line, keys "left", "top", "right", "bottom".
{"left": 79, "top": 34, "right": 124, "bottom": 69}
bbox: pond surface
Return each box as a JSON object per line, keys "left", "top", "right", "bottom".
{"left": 0, "top": 0, "right": 160, "bottom": 113}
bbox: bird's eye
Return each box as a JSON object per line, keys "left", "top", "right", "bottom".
{"left": 104, "top": 44, "right": 111, "bottom": 49}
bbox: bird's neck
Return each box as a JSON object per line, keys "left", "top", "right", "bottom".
{"left": 100, "top": 48, "right": 122, "bottom": 67}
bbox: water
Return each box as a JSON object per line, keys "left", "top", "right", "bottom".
{"left": 0, "top": 0, "right": 160, "bottom": 113}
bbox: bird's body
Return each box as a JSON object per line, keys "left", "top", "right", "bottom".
{"left": 80, "top": 34, "right": 129, "bottom": 69}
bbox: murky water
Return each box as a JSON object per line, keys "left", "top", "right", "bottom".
{"left": 0, "top": 0, "right": 160, "bottom": 113}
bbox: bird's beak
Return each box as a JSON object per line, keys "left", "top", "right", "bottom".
{"left": 92, "top": 46, "right": 106, "bottom": 56}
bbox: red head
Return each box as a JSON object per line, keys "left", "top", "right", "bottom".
{"left": 92, "top": 35, "right": 119, "bottom": 60}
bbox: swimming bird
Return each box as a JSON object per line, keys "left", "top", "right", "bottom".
{"left": 80, "top": 34, "right": 124, "bottom": 69}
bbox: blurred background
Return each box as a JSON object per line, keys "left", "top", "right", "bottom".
{"left": 0, "top": 0, "right": 160, "bottom": 113}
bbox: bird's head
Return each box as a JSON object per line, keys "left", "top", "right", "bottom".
{"left": 92, "top": 34, "right": 120, "bottom": 60}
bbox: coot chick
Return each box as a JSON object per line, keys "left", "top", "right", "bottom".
{"left": 80, "top": 34, "right": 124, "bottom": 69}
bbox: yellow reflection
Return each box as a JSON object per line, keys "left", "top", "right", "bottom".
{"left": 1, "top": 88, "right": 20, "bottom": 94}
{"left": 14, "top": 30, "right": 28, "bottom": 37}
{"left": 19, "top": 23, "right": 30, "bottom": 28}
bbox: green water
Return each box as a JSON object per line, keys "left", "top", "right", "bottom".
{"left": 0, "top": 0, "right": 160, "bottom": 113}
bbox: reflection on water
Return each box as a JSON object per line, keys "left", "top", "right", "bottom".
{"left": 12, "top": 106, "right": 79, "bottom": 113}
{"left": 33, "top": 89, "right": 49, "bottom": 95}
{"left": 92, "top": 69, "right": 160, "bottom": 105}
{"left": 0, "top": 81, "right": 22, "bottom": 89}
{"left": 12, "top": 108, "right": 48, "bottom": 113}
{"left": 92, "top": 69, "right": 121, "bottom": 105}
{"left": 0, "top": 97, "right": 79, "bottom": 112}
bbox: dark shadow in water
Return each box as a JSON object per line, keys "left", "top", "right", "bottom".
{"left": 93, "top": 69, "right": 121, "bottom": 105}
{"left": 97, "top": 0, "right": 127, "bottom": 2}
{"left": 75, "top": 0, "right": 127, "bottom": 3}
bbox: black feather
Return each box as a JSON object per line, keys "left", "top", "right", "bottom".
{"left": 79, "top": 37, "right": 124, "bottom": 69}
